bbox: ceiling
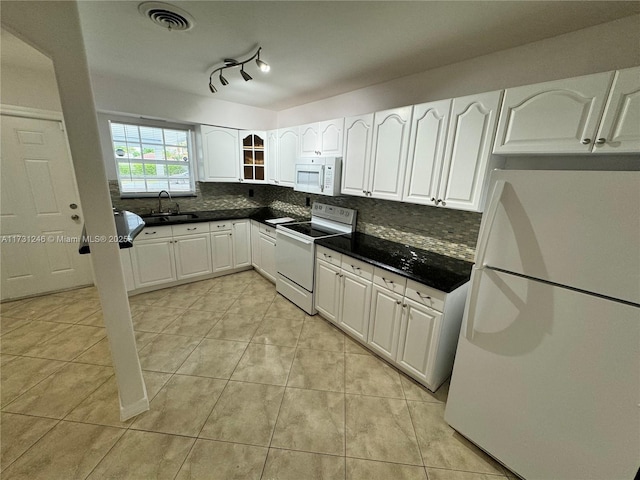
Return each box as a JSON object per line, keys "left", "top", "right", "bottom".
{"left": 6, "top": 2, "right": 640, "bottom": 111}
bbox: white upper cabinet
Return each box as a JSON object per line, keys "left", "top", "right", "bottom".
{"left": 200, "top": 125, "right": 240, "bottom": 182}
{"left": 403, "top": 99, "right": 452, "bottom": 205}
{"left": 493, "top": 71, "right": 614, "bottom": 154}
{"left": 341, "top": 114, "right": 374, "bottom": 198}
{"left": 239, "top": 131, "right": 266, "bottom": 183}
{"left": 369, "top": 106, "right": 413, "bottom": 201}
{"left": 594, "top": 66, "right": 640, "bottom": 153}
{"left": 299, "top": 118, "right": 344, "bottom": 157}
{"left": 266, "top": 130, "right": 279, "bottom": 185}
{"left": 438, "top": 90, "right": 502, "bottom": 212}
{"left": 277, "top": 127, "right": 298, "bottom": 187}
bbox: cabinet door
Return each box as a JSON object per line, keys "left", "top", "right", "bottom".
{"left": 131, "top": 238, "right": 176, "bottom": 288}
{"left": 341, "top": 114, "right": 373, "bottom": 198}
{"left": 251, "top": 221, "right": 261, "bottom": 268}
{"left": 367, "top": 285, "right": 403, "bottom": 361}
{"left": 259, "top": 234, "right": 277, "bottom": 283}
{"left": 403, "top": 99, "right": 451, "bottom": 206}
{"left": 201, "top": 126, "right": 240, "bottom": 182}
{"left": 211, "top": 231, "right": 233, "bottom": 273}
{"left": 239, "top": 131, "right": 266, "bottom": 183}
{"left": 493, "top": 71, "right": 613, "bottom": 154}
{"left": 120, "top": 249, "right": 135, "bottom": 292}
{"left": 438, "top": 91, "right": 502, "bottom": 212}
{"left": 299, "top": 123, "right": 319, "bottom": 157}
{"left": 338, "top": 269, "right": 372, "bottom": 342}
{"left": 232, "top": 220, "right": 251, "bottom": 268}
{"left": 369, "top": 106, "right": 412, "bottom": 201}
{"left": 594, "top": 66, "right": 640, "bottom": 153}
{"left": 314, "top": 259, "right": 341, "bottom": 323}
{"left": 397, "top": 298, "right": 442, "bottom": 386}
{"left": 277, "top": 127, "right": 298, "bottom": 187}
{"left": 267, "top": 130, "right": 279, "bottom": 185}
{"left": 174, "top": 234, "right": 212, "bottom": 279}
{"left": 318, "top": 118, "right": 344, "bottom": 156}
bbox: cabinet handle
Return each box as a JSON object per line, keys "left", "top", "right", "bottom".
{"left": 595, "top": 138, "right": 606, "bottom": 145}
{"left": 335, "top": 272, "right": 339, "bottom": 276}
{"left": 396, "top": 300, "right": 402, "bottom": 305}
{"left": 145, "top": 231, "right": 157, "bottom": 235}
{"left": 431, "top": 197, "right": 436, "bottom": 203}
{"left": 324, "top": 253, "right": 331, "bottom": 258}
{"left": 382, "top": 277, "right": 394, "bottom": 285}
{"left": 238, "top": 178, "right": 242, "bottom": 182}
{"left": 187, "top": 227, "right": 197, "bottom": 231}
{"left": 402, "top": 304, "right": 407, "bottom": 308}
{"left": 441, "top": 200, "right": 446, "bottom": 206}
{"left": 362, "top": 190, "right": 366, "bottom": 194}
{"left": 351, "top": 265, "right": 360, "bottom": 270}
{"left": 417, "top": 292, "right": 431, "bottom": 300}
{"left": 581, "top": 138, "right": 591, "bottom": 145}
{"left": 339, "top": 274, "right": 344, "bottom": 277}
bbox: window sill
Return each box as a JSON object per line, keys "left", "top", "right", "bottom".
{"left": 119, "top": 193, "right": 197, "bottom": 199}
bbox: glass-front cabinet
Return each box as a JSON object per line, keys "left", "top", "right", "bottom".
{"left": 240, "top": 131, "right": 266, "bottom": 183}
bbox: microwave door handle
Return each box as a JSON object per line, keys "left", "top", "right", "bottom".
{"left": 320, "top": 166, "right": 325, "bottom": 192}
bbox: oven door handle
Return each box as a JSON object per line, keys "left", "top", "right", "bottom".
{"left": 277, "top": 228, "right": 313, "bottom": 245}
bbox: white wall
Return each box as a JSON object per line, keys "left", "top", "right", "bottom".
{"left": 0, "top": 64, "right": 62, "bottom": 111}
{"left": 91, "top": 73, "right": 277, "bottom": 130}
{"left": 277, "top": 14, "right": 640, "bottom": 127}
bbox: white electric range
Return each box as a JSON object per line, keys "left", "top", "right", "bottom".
{"left": 275, "top": 203, "right": 357, "bottom": 314}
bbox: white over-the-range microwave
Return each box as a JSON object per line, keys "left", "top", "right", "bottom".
{"left": 294, "top": 157, "right": 342, "bottom": 196}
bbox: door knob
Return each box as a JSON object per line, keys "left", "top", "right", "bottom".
{"left": 71, "top": 214, "right": 80, "bottom": 220}
{"left": 69, "top": 203, "right": 78, "bottom": 209}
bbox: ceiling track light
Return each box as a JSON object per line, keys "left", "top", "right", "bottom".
{"left": 207, "top": 47, "right": 269, "bottom": 93}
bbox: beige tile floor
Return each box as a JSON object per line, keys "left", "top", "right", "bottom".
{"left": 0, "top": 270, "right": 517, "bottom": 480}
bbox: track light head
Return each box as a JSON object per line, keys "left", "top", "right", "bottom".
{"left": 256, "top": 58, "right": 270, "bottom": 73}
{"left": 240, "top": 67, "right": 253, "bottom": 81}
{"left": 219, "top": 72, "right": 229, "bottom": 86}
{"left": 208, "top": 82, "right": 217, "bottom": 93}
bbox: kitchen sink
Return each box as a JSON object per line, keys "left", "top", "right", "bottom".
{"left": 142, "top": 213, "right": 198, "bottom": 225}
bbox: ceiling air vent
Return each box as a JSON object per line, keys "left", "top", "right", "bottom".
{"left": 138, "top": 2, "right": 195, "bottom": 31}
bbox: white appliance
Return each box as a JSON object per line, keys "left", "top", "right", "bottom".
{"left": 276, "top": 203, "right": 356, "bottom": 314}
{"left": 294, "top": 157, "right": 342, "bottom": 196}
{"left": 445, "top": 170, "right": 640, "bottom": 480}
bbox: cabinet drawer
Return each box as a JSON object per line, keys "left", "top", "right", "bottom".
{"left": 172, "top": 223, "right": 208, "bottom": 237}
{"left": 405, "top": 279, "right": 445, "bottom": 312}
{"left": 341, "top": 255, "right": 374, "bottom": 281}
{"left": 139, "top": 225, "right": 173, "bottom": 240}
{"left": 259, "top": 223, "right": 277, "bottom": 239}
{"left": 209, "top": 220, "right": 232, "bottom": 232}
{"left": 373, "top": 267, "right": 407, "bottom": 296}
{"left": 316, "top": 246, "right": 341, "bottom": 267}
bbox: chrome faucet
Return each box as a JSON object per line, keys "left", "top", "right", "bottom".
{"left": 158, "top": 190, "right": 172, "bottom": 214}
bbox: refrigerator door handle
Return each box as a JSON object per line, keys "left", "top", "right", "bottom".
{"left": 465, "top": 267, "right": 484, "bottom": 340}
{"left": 475, "top": 179, "right": 507, "bottom": 267}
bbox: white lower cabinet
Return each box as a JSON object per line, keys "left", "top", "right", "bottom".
{"left": 231, "top": 220, "right": 251, "bottom": 269}
{"left": 250, "top": 220, "right": 277, "bottom": 284}
{"left": 173, "top": 233, "right": 212, "bottom": 279}
{"left": 396, "top": 298, "right": 442, "bottom": 385}
{"left": 314, "top": 258, "right": 341, "bottom": 323}
{"left": 258, "top": 234, "right": 276, "bottom": 283}
{"left": 368, "top": 285, "right": 404, "bottom": 361}
{"left": 211, "top": 230, "right": 233, "bottom": 273}
{"left": 130, "top": 219, "right": 254, "bottom": 293}
{"left": 131, "top": 236, "right": 177, "bottom": 288}
{"left": 315, "top": 247, "right": 469, "bottom": 391}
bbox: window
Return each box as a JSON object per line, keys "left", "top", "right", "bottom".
{"left": 110, "top": 121, "right": 195, "bottom": 196}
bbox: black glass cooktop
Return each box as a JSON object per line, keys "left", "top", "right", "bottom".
{"left": 279, "top": 222, "right": 343, "bottom": 239}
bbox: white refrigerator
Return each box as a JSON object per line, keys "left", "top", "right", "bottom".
{"left": 444, "top": 170, "right": 640, "bottom": 480}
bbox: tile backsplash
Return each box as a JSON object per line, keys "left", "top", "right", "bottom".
{"left": 110, "top": 181, "right": 480, "bottom": 262}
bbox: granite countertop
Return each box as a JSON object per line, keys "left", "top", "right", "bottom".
{"left": 316, "top": 232, "right": 473, "bottom": 293}
{"left": 79, "top": 210, "right": 146, "bottom": 254}
{"left": 139, "top": 207, "right": 308, "bottom": 227}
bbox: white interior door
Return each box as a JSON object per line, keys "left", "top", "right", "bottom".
{"left": 1, "top": 114, "right": 93, "bottom": 300}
